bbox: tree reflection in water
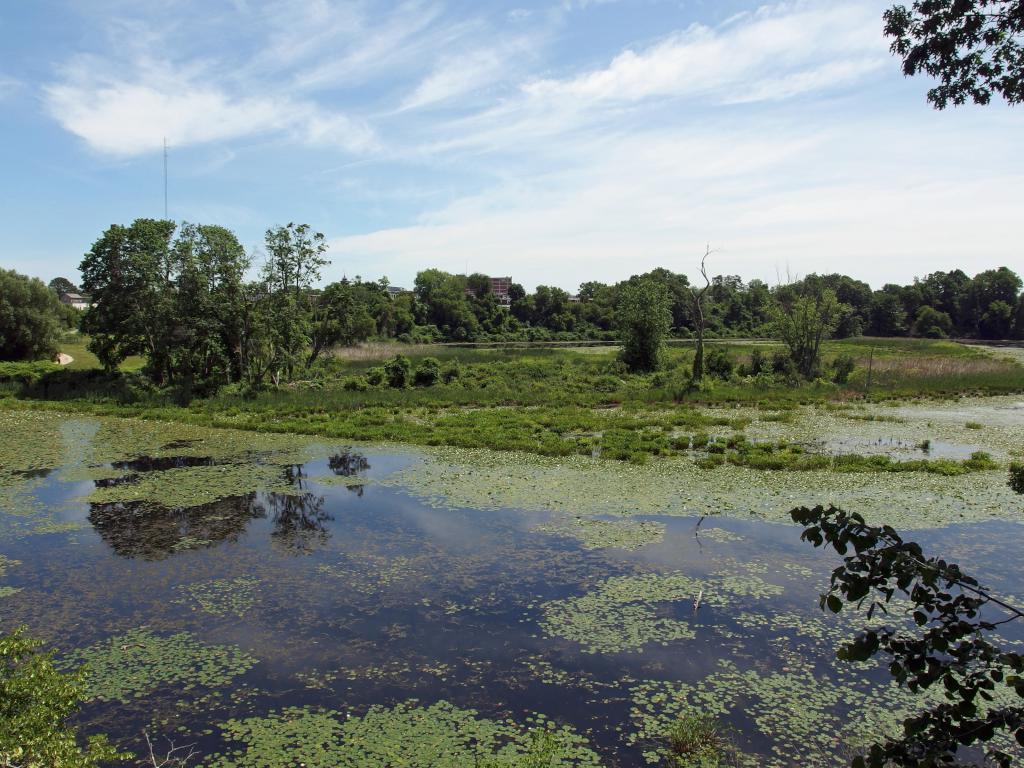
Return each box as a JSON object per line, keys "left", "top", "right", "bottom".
{"left": 328, "top": 451, "right": 371, "bottom": 497}
{"left": 88, "top": 493, "right": 264, "bottom": 560}
{"left": 264, "top": 492, "right": 333, "bottom": 555}
{"left": 86, "top": 454, "right": 373, "bottom": 559}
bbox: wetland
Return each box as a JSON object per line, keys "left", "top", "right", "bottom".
{"left": 2, "top": 381, "right": 1023, "bottom": 766}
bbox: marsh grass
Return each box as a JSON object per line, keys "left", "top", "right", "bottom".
{"left": 666, "top": 714, "right": 744, "bottom": 768}
{"left": 6, "top": 338, "right": 1021, "bottom": 463}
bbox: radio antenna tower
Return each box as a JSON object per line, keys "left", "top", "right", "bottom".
{"left": 163, "top": 137, "right": 168, "bottom": 220}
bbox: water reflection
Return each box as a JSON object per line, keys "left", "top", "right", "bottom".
{"left": 87, "top": 487, "right": 337, "bottom": 559}
{"left": 88, "top": 494, "right": 263, "bottom": 560}
{"left": 263, "top": 492, "right": 333, "bottom": 555}
{"left": 330, "top": 451, "right": 372, "bottom": 497}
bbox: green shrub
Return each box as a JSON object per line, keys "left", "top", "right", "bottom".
{"left": 704, "top": 348, "right": 734, "bottom": 380}
{"left": 365, "top": 366, "right": 385, "bottom": 386}
{"left": 1009, "top": 462, "right": 1024, "bottom": 494}
{"left": 831, "top": 353, "right": 856, "bottom": 384}
{"left": 441, "top": 361, "right": 461, "bottom": 384}
{"left": 738, "top": 348, "right": 767, "bottom": 377}
{"left": 385, "top": 355, "right": 413, "bottom": 388}
{"left": 0, "top": 627, "right": 128, "bottom": 767}
{"left": 413, "top": 357, "right": 441, "bottom": 387}
{"left": 0, "top": 360, "right": 60, "bottom": 385}
{"left": 341, "top": 376, "right": 369, "bottom": 391}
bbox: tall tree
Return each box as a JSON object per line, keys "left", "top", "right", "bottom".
{"left": 261, "top": 223, "right": 331, "bottom": 380}
{"left": 617, "top": 278, "right": 672, "bottom": 372}
{"left": 0, "top": 269, "right": 64, "bottom": 361}
{"left": 773, "top": 286, "right": 847, "bottom": 379}
{"left": 884, "top": 0, "right": 1024, "bottom": 108}
{"left": 307, "top": 281, "right": 376, "bottom": 365}
{"left": 79, "top": 219, "right": 176, "bottom": 379}
{"left": 172, "top": 224, "right": 250, "bottom": 389}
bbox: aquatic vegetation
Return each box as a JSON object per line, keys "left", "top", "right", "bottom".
{"left": 84, "top": 463, "right": 302, "bottom": 509}
{"left": 387, "top": 440, "right": 1020, "bottom": 529}
{"left": 316, "top": 553, "right": 423, "bottom": 595}
{"left": 206, "top": 701, "right": 602, "bottom": 768}
{"left": 533, "top": 516, "right": 666, "bottom": 550}
{"left": 0, "top": 585, "right": 21, "bottom": 598}
{"left": 665, "top": 713, "right": 751, "bottom": 768}
{"left": 0, "top": 554, "right": 18, "bottom": 577}
{"left": 61, "top": 628, "right": 256, "bottom": 703}
{"left": 695, "top": 527, "right": 743, "bottom": 543}
{"left": 540, "top": 570, "right": 781, "bottom": 654}
{"left": 174, "top": 577, "right": 259, "bottom": 618}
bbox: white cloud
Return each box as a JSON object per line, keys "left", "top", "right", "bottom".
{"left": 400, "top": 50, "right": 507, "bottom": 111}
{"left": 45, "top": 56, "right": 374, "bottom": 157}
{"left": 524, "top": 2, "right": 885, "bottom": 105}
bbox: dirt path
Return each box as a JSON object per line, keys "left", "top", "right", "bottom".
{"left": 56, "top": 353, "right": 73, "bottom": 366}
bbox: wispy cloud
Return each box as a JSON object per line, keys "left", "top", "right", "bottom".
{"left": 523, "top": 3, "right": 884, "bottom": 105}
{"left": 44, "top": 55, "right": 375, "bottom": 157}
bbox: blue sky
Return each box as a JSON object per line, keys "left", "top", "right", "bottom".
{"left": 1, "top": 0, "right": 1021, "bottom": 292}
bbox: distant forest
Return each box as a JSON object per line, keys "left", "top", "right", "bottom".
{"left": 400, "top": 265, "right": 1024, "bottom": 343}
{"left": 30, "top": 220, "right": 1024, "bottom": 348}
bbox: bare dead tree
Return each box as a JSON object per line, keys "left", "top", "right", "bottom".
{"left": 143, "top": 732, "right": 198, "bottom": 768}
{"left": 688, "top": 245, "right": 713, "bottom": 380}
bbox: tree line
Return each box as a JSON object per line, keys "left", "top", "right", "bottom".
{"left": 2, "top": 217, "right": 1023, "bottom": 385}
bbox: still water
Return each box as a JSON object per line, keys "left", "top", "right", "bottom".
{"left": 2, "top": 432, "right": 1022, "bottom": 766}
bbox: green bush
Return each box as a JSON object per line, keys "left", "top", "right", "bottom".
{"left": 0, "top": 627, "right": 128, "bottom": 767}
{"left": 365, "top": 366, "right": 386, "bottom": 387}
{"left": 413, "top": 357, "right": 441, "bottom": 387}
{"left": 831, "top": 353, "right": 856, "bottom": 384}
{"left": 441, "top": 361, "right": 461, "bottom": 384}
{"left": 704, "top": 348, "right": 734, "bottom": 380}
{"left": 384, "top": 355, "right": 413, "bottom": 388}
{"left": 1008, "top": 462, "right": 1024, "bottom": 494}
{"left": 0, "top": 360, "right": 61, "bottom": 385}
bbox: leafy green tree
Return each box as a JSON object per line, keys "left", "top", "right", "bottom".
{"left": 1013, "top": 295, "right": 1024, "bottom": 339}
{"left": 1, "top": 627, "right": 128, "bottom": 767}
{"left": 617, "top": 279, "right": 672, "bottom": 372}
{"left": 979, "top": 299, "right": 1015, "bottom": 339}
{"left": 918, "top": 269, "right": 971, "bottom": 332}
{"left": 869, "top": 290, "right": 909, "bottom": 337}
{"left": 884, "top": 0, "right": 1024, "bottom": 108}
{"left": 772, "top": 287, "right": 847, "bottom": 379}
{"left": 912, "top": 305, "right": 954, "bottom": 338}
{"left": 47, "top": 277, "right": 78, "bottom": 296}
{"left": 79, "top": 219, "right": 176, "bottom": 379}
{"left": 0, "top": 269, "right": 64, "bottom": 361}
{"left": 261, "top": 223, "right": 331, "bottom": 380}
{"left": 965, "top": 267, "right": 1022, "bottom": 337}
{"left": 792, "top": 505, "right": 1024, "bottom": 768}
{"left": 308, "top": 281, "right": 376, "bottom": 365}
{"left": 413, "top": 269, "right": 479, "bottom": 340}
{"left": 172, "top": 223, "right": 250, "bottom": 390}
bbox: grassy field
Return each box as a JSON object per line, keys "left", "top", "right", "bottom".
{"left": 5, "top": 337, "right": 1021, "bottom": 465}
{"left": 58, "top": 332, "right": 146, "bottom": 372}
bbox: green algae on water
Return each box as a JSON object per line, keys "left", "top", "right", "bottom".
{"left": 61, "top": 627, "right": 256, "bottom": 703}
{"left": 533, "top": 515, "right": 666, "bottom": 550}
{"left": 206, "top": 700, "right": 603, "bottom": 768}
{"left": 175, "top": 577, "right": 260, "bottom": 618}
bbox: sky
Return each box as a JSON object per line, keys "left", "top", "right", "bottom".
{"left": 0, "top": 0, "right": 1021, "bottom": 293}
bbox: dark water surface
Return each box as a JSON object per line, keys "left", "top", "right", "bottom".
{"left": 2, "top": 445, "right": 1022, "bottom": 766}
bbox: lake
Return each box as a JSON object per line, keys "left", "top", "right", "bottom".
{"left": 1, "top": 408, "right": 1022, "bottom": 766}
